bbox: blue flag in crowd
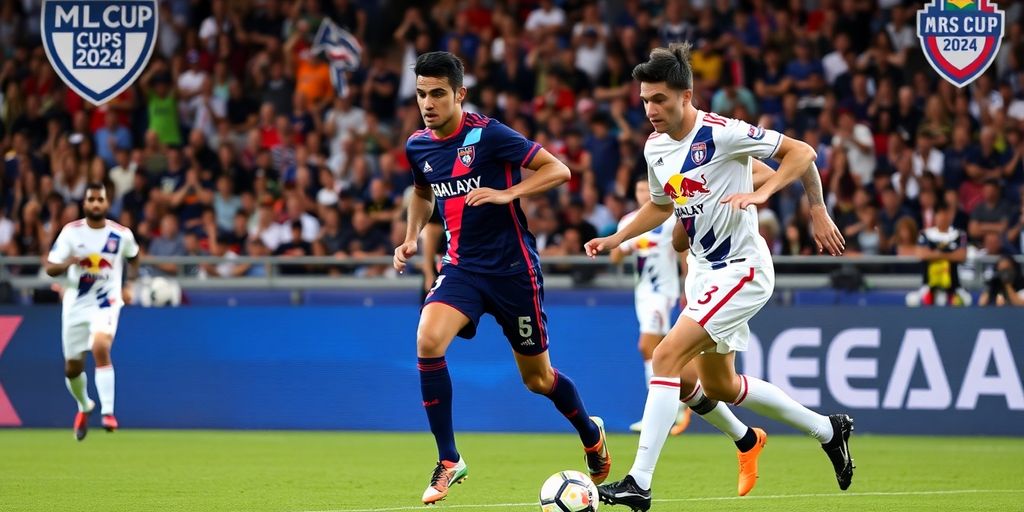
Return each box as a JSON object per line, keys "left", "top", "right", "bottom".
{"left": 312, "top": 18, "right": 362, "bottom": 97}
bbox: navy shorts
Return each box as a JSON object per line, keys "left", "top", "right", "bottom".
{"left": 423, "top": 265, "right": 549, "bottom": 356}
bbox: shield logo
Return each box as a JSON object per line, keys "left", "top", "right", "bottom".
{"left": 103, "top": 233, "right": 121, "bottom": 254}
{"left": 690, "top": 142, "right": 707, "bottom": 165}
{"left": 458, "top": 146, "right": 475, "bottom": 167}
{"left": 917, "top": 0, "right": 1004, "bottom": 88}
{"left": 41, "top": 0, "right": 159, "bottom": 106}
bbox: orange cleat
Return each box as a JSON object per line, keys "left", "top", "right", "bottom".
{"left": 73, "top": 400, "right": 95, "bottom": 442}
{"left": 669, "top": 406, "right": 693, "bottom": 436}
{"left": 421, "top": 458, "right": 468, "bottom": 504}
{"left": 737, "top": 427, "right": 767, "bottom": 496}
{"left": 102, "top": 414, "right": 119, "bottom": 432}
{"left": 584, "top": 417, "right": 612, "bottom": 484}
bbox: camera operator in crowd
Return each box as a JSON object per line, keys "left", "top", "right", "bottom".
{"left": 979, "top": 255, "right": 1024, "bottom": 307}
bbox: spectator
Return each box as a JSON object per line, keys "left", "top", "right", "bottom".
{"left": 916, "top": 203, "right": 970, "bottom": 306}
{"left": 525, "top": 0, "right": 566, "bottom": 38}
{"left": 969, "top": 179, "right": 1013, "bottom": 244}
{"left": 893, "top": 217, "right": 921, "bottom": 256}
{"left": 845, "top": 203, "right": 883, "bottom": 256}
{"left": 274, "top": 220, "right": 313, "bottom": 275}
{"left": 93, "top": 114, "right": 132, "bottom": 168}
{"left": 0, "top": 208, "right": 15, "bottom": 256}
{"left": 141, "top": 62, "right": 182, "bottom": 147}
{"left": 213, "top": 175, "right": 241, "bottom": 232}
{"left": 148, "top": 214, "right": 186, "bottom": 276}
{"left": 979, "top": 255, "right": 1024, "bottom": 307}
{"left": 833, "top": 109, "right": 876, "bottom": 186}
{"left": 343, "top": 208, "right": 388, "bottom": 277}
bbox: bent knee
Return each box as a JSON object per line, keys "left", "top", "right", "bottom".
{"left": 64, "top": 360, "right": 84, "bottom": 378}
{"left": 416, "top": 330, "right": 450, "bottom": 357}
{"left": 522, "top": 371, "right": 555, "bottom": 394}
{"left": 702, "top": 379, "right": 740, "bottom": 402}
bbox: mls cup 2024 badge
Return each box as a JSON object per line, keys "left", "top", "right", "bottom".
{"left": 41, "top": 0, "right": 158, "bottom": 106}
{"left": 917, "top": 0, "right": 1005, "bottom": 88}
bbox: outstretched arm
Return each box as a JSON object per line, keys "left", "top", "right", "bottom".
{"left": 585, "top": 200, "right": 674, "bottom": 257}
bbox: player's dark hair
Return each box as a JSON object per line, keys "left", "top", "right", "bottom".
{"left": 85, "top": 182, "right": 107, "bottom": 196}
{"left": 632, "top": 42, "right": 693, "bottom": 91}
{"left": 415, "top": 51, "right": 464, "bottom": 92}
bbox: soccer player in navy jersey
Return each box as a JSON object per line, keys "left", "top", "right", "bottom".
{"left": 393, "top": 51, "right": 611, "bottom": 505}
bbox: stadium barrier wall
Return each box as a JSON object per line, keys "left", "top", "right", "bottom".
{"left": 0, "top": 306, "right": 1021, "bottom": 436}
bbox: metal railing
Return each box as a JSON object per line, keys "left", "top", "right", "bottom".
{"left": 2, "top": 254, "right": 1015, "bottom": 291}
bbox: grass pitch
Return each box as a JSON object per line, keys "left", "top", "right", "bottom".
{"left": 1, "top": 429, "right": 1022, "bottom": 511}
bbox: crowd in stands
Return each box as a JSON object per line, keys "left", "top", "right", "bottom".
{"left": 0, "top": 0, "right": 1023, "bottom": 299}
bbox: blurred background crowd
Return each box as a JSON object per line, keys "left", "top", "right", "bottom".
{"left": 1, "top": 0, "right": 1023, "bottom": 298}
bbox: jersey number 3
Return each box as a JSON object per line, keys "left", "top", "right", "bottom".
{"left": 697, "top": 286, "right": 720, "bottom": 305}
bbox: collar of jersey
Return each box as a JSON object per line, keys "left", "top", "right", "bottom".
{"left": 666, "top": 110, "right": 705, "bottom": 143}
{"left": 430, "top": 112, "right": 468, "bottom": 142}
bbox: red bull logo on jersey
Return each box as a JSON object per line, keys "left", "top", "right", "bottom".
{"left": 690, "top": 142, "right": 708, "bottom": 165}
{"left": 917, "top": 0, "right": 1005, "bottom": 88}
{"left": 76, "top": 253, "right": 112, "bottom": 295}
{"left": 458, "top": 146, "right": 475, "bottom": 166}
{"left": 664, "top": 173, "right": 711, "bottom": 206}
{"left": 79, "top": 253, "right": 113, "bottom": 274}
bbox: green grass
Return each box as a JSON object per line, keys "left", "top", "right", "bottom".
{"left": 1, "top": 430, "right": 1022, "bottom": 511}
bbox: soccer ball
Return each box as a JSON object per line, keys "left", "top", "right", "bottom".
{"left": 142, "top": 277, "right": 181, "bottom": 307}
{"left": 539, "top": 470, "right": 599, "bottom": 512}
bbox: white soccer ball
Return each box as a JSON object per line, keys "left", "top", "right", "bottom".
{"left": 146, "top": 277, "right": 181, "bottom": 307}
{"left": 539, "top": 470, "right": 599, "bottom": 512}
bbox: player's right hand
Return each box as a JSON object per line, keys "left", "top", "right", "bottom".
{"left": 393, "top": 240, "right": 418, "bottom": 273}
{"left": 584, "top": 236, "right": 618, "bottom": 258}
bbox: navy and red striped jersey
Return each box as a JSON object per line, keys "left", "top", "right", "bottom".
{"left": 406, "top": 112, "right": 543, "bottom": 275}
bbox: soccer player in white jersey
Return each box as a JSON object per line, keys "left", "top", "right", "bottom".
{"left": 45, "top": 183, "right": 139, "bottom": 441}
{"left": 585, "top": 43, "right": 851, "bottom": 510}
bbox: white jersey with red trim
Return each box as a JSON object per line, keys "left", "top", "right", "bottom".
{"left": 47, "top": 219, "right": 139, "bottom": 311}
{"left": 645, "top": 110, "right": 780, "bottom": 268}
{"left": 617, "top": 211, "right": 679, "bottom": 300}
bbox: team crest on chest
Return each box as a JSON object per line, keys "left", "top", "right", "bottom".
{"left": 458, "top": 146, "right": 475, "bottom": 166}
{"left": 103, "top": 232, "right": 121, "bottom": 254}
{"left": 690, "top": 142, "right": 707, "bottom": 165}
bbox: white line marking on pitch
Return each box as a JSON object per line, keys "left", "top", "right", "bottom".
{"left": 294, "top": 489, "right": 1023, "bottom": 512}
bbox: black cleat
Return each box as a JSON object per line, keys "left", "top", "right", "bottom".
{"left": 598, "top": 474, "right": 651, "bottom": 512}
{"left": 821, "top": 414, "right": 855, "bottom": 490}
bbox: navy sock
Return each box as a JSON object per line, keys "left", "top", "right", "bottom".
{"left": 544, "top": 369, "right": 601, "bottom": 448}
{"left": 419, "top": 357, "right": 459, "bottom": 462}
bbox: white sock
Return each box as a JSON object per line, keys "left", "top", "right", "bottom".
{"left": 628, "top": 376, "right": 680, "bottom": 490}
{"left": 643, "top": 360, "right": 653, "bottom": 388}
{"left": 65, "top": 373, "right": 91, "bottom": 412}
{"left": 734, "top": 375, "right": 833, "bottom": 443}
{"left": 95, "top": 366, "right": 115, "bottom": 415}
{"left": 682, "top": 382, "right": 748, "bottom": 441}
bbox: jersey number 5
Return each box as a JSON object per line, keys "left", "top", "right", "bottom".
{"left": 697, "top": 286, "right": 720, "bottom": 305}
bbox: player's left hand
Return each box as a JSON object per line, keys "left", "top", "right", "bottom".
{"left": 466, "top": 187, "right": 514, "bottom": 206}
{"left": 810, "top": 205, "right": 845, "bottom": 256}
{"left": 720, "top": 190, "right": 770, "bottom": 210}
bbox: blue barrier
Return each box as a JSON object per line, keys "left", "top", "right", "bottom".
{"left": 0, "top": 306, "right": 1021, "bottom": 435}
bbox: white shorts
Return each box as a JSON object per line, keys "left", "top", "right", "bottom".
{"left": 62, "top": 305, "right": 121, "bottom": 360}
{"left": 680, "top": 263, "right": 774, "bottom": 354}
{"left": 635, "top": 292, "right": 675, "bottom": 336}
